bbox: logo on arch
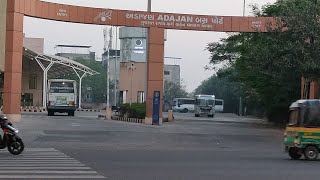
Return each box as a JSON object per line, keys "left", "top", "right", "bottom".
{"left": 94, "top": 10, "right": 112, "bottom": 22}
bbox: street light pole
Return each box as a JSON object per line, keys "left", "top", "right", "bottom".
{"left": 145, "top": 0, "right": 151, "bottom": 104}
{"left": 148, "top": 0, "right": 151, "bottom": 12}
{"left": 106, "top": 60, "right": 110, "bottom": 108}
{"left": 243, "top": 0, "right": 246, "bottom": 16}
{"left": 114, "top": 27, "right": 118, "bottom": 106}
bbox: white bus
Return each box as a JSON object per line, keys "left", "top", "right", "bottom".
{"left": 194, "top": 95, "right": 215, "bottom": 117}
{"left": 47, "top": 79, "right": 77, "bottom": 116}
{"left": 172, "top": 98, "right": 195, "bottom": 113}
{"left": 215, "top": 99, "right": 224, "bottom": 112}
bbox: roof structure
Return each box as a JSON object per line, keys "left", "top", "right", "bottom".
{"left": 23, "top": 47, "right": 99, "bottom": 77}
{"left": 55, "top": 45, "right": 92, "bottom": 48}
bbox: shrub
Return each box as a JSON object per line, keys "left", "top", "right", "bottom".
{"left": 119, "top": 103, "right": 146, "bottom": 119}
{"left": 119, "top": 103, "right": 130, "bottom": 117}
{"left": 266, "top": 104, "right": 289, "bottom": 126}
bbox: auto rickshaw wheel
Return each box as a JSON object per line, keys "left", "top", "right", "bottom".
{"left": 304, "top": 146, "right": 319, "bottom": 161}
{"left": 289, "top": 147, "right": 302, "bottom": 160}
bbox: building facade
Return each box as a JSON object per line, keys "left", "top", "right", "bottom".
{"left": 164, "top": 65, "right": 180, "bottom": 85}
{"left": 22, "top": 36, "right": 45, "bottom": 107}
{"left": 109, "top": 27, "right": 179, "bottom": 105}
{"left": 102, "top": 49, "right": 121, "bottom": 106}
{"left": 55, "top": 45, "right": 96, "bottom": 61}
{"left": 101, "top": 26, "right": 179, "bottom": 106}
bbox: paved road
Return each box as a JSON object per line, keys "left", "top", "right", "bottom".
{"left": 0, "top": 111, "right": 315, "bottom": 179}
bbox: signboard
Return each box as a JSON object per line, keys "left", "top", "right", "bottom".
{"left": 0, "top": 0, "right": 7, "bottom": 72}
{"left": 152, "top": 91, "right": 160, "bottom": 125}
{"left": 20, "top": 0, "right": 275, "bottom": 33}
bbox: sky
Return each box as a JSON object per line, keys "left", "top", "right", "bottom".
{"left": 23, "top": 0, "right": 277, "bottom": 92}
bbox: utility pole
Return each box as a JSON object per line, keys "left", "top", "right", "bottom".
{"left": 148, "top": 0, "right": 151, "bottom": 12}
{"left": 114, "top": 27, "right": 118, "bottom": 106}
{"left": 145, "top": 0, "right": 151, "bottom": 104}
{"left": 243, "top": 0, "right": 246, "bottom": 16}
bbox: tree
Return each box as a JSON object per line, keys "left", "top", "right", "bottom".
{"left": 164, "top": 80, "right": 189, "bottom": 107}
{"left": 200, "top": 0, "right": 320, "bottom": 122}
{"left": 193, "top": 67, "right": 242, "bottom": 113}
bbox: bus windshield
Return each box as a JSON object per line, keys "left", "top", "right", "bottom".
{"left": 49, "top": 82, "right": 74, "bottom": 93}
{"left": 196, "top": 98, "right": 214, "bottom": 106}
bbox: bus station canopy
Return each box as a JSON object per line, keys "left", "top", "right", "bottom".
{"left": 23, "top": 47, "right": 99, "bottom": 108}
{"left": 23, "top": 47, "right": 99, "bottom": 77}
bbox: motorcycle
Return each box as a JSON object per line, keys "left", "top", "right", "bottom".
{"left": 0, "top": 114, "right": 24, "bottom": 155}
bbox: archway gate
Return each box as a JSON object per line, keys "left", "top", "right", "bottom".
{"left": 1, "top": 0, "right": 276, "bottom": 122}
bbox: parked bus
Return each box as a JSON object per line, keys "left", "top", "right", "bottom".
{"left": 194, "top": 95, "right": 215, "bottom": 117}
{"left": 172, "top": 98, "right": 195, "bottom": 113}
{"left": 215, "top": 99, "right": 224, "bottom": 112}
{"left": 47, "top": 79, "right": 77, "bottom": 116}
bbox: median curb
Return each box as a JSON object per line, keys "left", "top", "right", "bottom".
{"left": 76, "top": 109, "right": 99, "bottom": 112}
{"left": 10, "top": 107, "right": 100, "bottom": 113}
{"left": 19, "top": 107, "right": 47, "bottom": 112}
{"left": 109, "top": 116, "right": 144, "bottom": 124}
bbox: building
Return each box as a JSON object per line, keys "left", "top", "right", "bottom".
{"left": 119, "top": 27, "right": 148, "bottom": 63}
{"left": 104, "top": 27, "right": 179, "bottom": 105}
{"left": 164, "top": 65, "right": 180, "bottom": 85}
{"left": 55, "top": 45, "right": 96, "bottom": 61}
{"left": 119, "top": 62, "right": 146, "bottom": 104}
{"left": 102, "top": 49, "right": 121, "bottom": 106}
{"left": 22, "top": 36, "right": 45, "bottom": 106}
{"left": 102, "top": 49, "right": 121, "bottom": 81}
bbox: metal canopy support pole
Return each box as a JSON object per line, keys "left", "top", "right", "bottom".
{"left": 35, "top": 58, "right": 54, "bottom": 108}
{"left": 73, "top": 68, "right": 87, "bottom": 109}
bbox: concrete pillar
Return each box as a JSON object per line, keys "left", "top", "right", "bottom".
{"left": 0, "top": 0, "right": 7, "bottom": 72}
{"left": 301, "top": 77, "right": 305, "bottom": 99}
{"left": 309, "top": 82, "right": 319, "bottom": 99}
{"left": 145, "top": 27, "right": 165, "bottom": 125}
{"left": 168, "top": 110, "right": 174, "bottom": 122}
{"left": 3, "top": 0, "right": 24, "bottom": 122}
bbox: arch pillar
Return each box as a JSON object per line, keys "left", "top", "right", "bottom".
{"left": 3, "top": 0, "right": 24, "bottom": 122}
{"left": 145, "top": 27, "right": 165, "bottom": 125}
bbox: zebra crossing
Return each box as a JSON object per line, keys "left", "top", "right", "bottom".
{"left": 0, "top": 148, "right": 106, "bottom": 179}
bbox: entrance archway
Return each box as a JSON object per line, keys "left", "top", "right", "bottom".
{"left": 1, "top": 0, "right": 275, "bottom": 122}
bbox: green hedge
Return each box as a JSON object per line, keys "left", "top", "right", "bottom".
{"left": 119, "top": 103, "right": 146, "bottom": 119}
{"left": 266, "top": 104, "right": 289, "bottom": 126}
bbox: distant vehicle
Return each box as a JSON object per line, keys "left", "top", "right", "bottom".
{"left": 47, "top": 79, "right": 77, "bottom": 116}
{"left": 215, "top": 99, "right": 224, "bottom": 112}
{"left": 194, "top": 95, "right": 215, "bottom": 117}
{"left": 172, "top": 98, "right": 195, "bottom": 113}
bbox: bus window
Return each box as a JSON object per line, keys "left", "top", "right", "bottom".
{"left": 215, "top": 99, "right": 224, "bottom": 112}
{"left": 215, "top": 100, "right": 223, "bottom": 106}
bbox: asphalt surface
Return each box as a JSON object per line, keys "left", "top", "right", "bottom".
{"left": 0, "top": 111, "right": 316, "bottom": 180}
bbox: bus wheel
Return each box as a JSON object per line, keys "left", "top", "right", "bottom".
{"left": 68, "top": 111, "right": 75, "bottom": 116}
{"left": 48, "top": 110, "right": 54, "bottom": 116}
{"left": 288, "top": 147, "right": 302, "bottom": 160}
{"left": 182, "top": 108, "right": 188, "bottom": 113}
{"left": 304, "top": 146, "right": 319, "bottom": 161}
{"left": 195, "top": 114, "right": 199, "bottom": 117}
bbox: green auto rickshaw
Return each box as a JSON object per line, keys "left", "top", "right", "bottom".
{"left": 284, "top": 99, "right": 320, "bottom": 160}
